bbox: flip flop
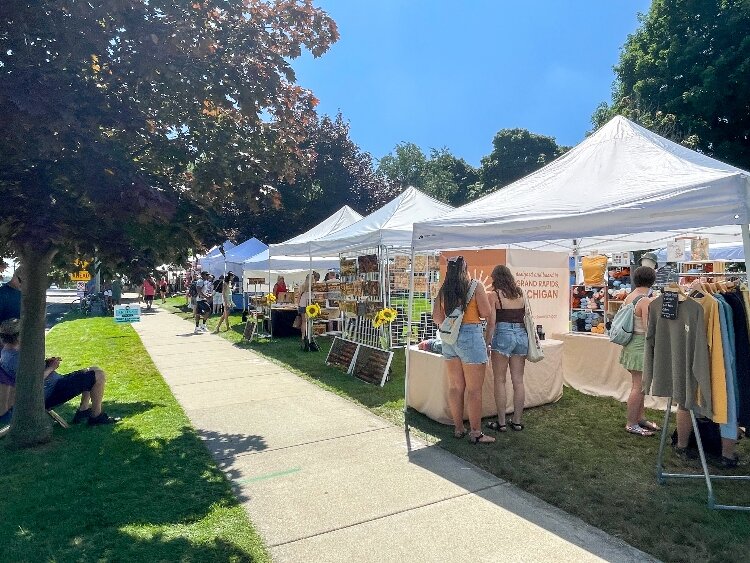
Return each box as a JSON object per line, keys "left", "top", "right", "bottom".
{"left": 625, "top": 424, "right": 654, "bottom": 437}
{"left": 453, "top": 428, "right": 467, "bottom": 439}
{"left": 638, "top": 420, "right": 661, "bottom": 432}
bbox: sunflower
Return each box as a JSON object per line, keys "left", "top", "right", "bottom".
{"left": 265, "top": 293, "right": 277, "bottom": 303}
{"left": 381, "top": 308, "right": 397, "bottom": 323}
{"left": 305, "top": 303, "right": 321, "bottom": 318}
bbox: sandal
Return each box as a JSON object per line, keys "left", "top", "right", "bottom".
{"left": 625, "top": 424, "right": 654, "bottom": 437}
{"left": 485, "top": 420, "right": 507, "bottom": 432}
{"left": 508, "top": 420, "right": 524, "bottom": 431}
{"left": 453, "top": 428, "right": 467, "bottom": 439}
{"left": 638, "top": 420, "right": 661, "bottom": 432}
{"left": 468, "top": 432, "right": 495, "bottom": 444}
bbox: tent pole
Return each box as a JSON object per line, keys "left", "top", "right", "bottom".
{"left": 742, "top": 224, "right": 750, "bottom": 270}
{"left": 404, "top": 245, "right": 416, "bottom": 414}
{"left": 308, "top": 250, "right": 313, "bottom": 340}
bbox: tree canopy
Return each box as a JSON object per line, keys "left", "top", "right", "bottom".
{"left": 593, "top": 0, "right": 750, "bottom": 169}
{"left": 234, "top": 113, "right": 394, "bottom": 244}
{"left": 376, "top": 143, "right": 480, "bottom": 206}
{"left": 479, "top": 128, "right": 568, "bottom": 191}
{"left": 0, "top": 0, "right": 337, "bottom": 447}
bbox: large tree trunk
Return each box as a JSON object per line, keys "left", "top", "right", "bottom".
{"left": 7, "top": 248, "right": 55, "bottom": 449}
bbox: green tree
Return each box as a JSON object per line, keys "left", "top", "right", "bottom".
{"left": 0, "top": 0, "right": 337, "bottom": 448}
{"left": 480, "top": 128, "right": 568, "bottom": 191}
{"left": 593, "top": 0, "right": 750, "bottom": 167}
{"left": 377, "top": 143, "right": 479, "bottom": 206}
{"left": 423, "top": 149, "right": 480, "bottom": 206}
{"left": 238, "top": 113, "right": 395, "bottom": 243}
{"left": 376, "top": 142, "right": 428, "bottom": 191}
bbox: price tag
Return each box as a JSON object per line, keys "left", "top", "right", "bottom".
{"left": 661, "top": 292, "right": 679, "bottom": 320}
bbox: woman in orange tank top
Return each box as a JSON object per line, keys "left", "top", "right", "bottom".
{"left": 432, "top": 256, "right": 494, "bottom": 444}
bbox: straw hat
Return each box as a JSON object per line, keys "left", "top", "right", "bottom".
{"left": 0, "top": 318, "right": 20, "bottom": 336}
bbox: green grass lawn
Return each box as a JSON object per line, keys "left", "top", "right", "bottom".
{"left": 163, "top": 298, "right": 750, "bottom": 563}
{"left": 0, "top": 316, "right": 269, "bottom": 563}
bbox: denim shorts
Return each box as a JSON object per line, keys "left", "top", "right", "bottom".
{"left": 491, "top": 322, "right": 528, "bottom": 357}
{"left": 441, "top": 323, "right": 488, "bottom": 364}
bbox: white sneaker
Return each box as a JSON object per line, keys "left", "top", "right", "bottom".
{"left": 200, "top": 325, "right": 209, "bottom": 332}
{"left": 194, "top": 326, "right": 202, "bottom": 334}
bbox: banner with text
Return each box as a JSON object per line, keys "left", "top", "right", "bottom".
{"left": 506, "top": 249, "right": 570, "bottom": 335}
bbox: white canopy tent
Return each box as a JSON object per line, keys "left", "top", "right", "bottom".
{"left": 272, "top": 187, "right": 454, "bottom": 257}
{"left": 197, "top": 240, "right": 235, "bottom": 273}
{"left": 222, "top": 237, "right": 268, "bottom": 278}
{"left": 412, "top": 116, "right": 750, "bottom": 255}
{"left": 407, "top": 115, "right": 750, "bottom": 413}
{"left": 243, "top": 206, "right": 363, "bottom": 286}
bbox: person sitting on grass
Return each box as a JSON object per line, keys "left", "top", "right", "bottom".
{"left": 0, "top": 319, "right": 117, "bottom": 425}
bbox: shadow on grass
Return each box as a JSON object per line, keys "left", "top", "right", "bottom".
{"left": 1, "top": 420, "right": 267, "bottom": 562}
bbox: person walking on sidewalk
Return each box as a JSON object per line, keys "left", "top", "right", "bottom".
{"left": 215, "top": 272, "right": 235, "bottom": 332}
{"left": 194, "top": 271, "right": 213, "bottom": 333}
{"left": 159, "top": 276, "right": 168, "bottom": 304}
{"left": 142, "top": 275, "right": 157, "bottom": 310}
{"left": 432, "top": 255, "right": 495, "bottom": 444}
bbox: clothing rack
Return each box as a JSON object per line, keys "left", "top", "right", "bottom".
{"left": 655, "top": 397, "right": 750, "bottom": 511}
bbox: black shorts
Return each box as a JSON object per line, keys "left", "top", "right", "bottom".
{"left": 196, "top": 301, "right": 211, "bottom": 315}
{"left": 145, "top": 294, "right": 154, "bottom": 303}
{"left": 45, "top": 369, "right": 97, "bottom": 410}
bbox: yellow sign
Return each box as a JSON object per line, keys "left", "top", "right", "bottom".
{"left": 70, "top": 271, "right": 91, "bottom": 282}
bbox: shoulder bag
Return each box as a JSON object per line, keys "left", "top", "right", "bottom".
{"left": 438, "top": 280, "right": 479, "bottom": 345}
{"left": 522, "top": 293, "right": 544, "bottom": 363}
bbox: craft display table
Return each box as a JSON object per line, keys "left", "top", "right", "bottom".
{"left": 407, "top": 339, "right": 564, "bottom": 425}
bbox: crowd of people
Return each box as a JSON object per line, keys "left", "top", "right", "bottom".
{"left": 185, "top": 270, "right": 237, "bottom": 334}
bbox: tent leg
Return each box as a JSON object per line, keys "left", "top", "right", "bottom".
{"left": 404, "top": 246, "right": 416, "bottom": 415}
{"left": 742, "top": 224, "right": 750, "bottom": 271}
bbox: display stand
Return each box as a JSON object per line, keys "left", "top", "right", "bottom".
{"left": 655, "top": 397, "right": 750, "bottom": 512}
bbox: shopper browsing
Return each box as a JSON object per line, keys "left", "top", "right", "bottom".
{"left": 619, "top": 266, "right": 660, "bottom": 436}
{"left": 432, "top": 256, "right": 494, "bottom": 444}
{"left": 194, "top": 271, "right": 213, "bottom": 333}
{"left": 485, "top": 265, "right": 528, "bottom": 432}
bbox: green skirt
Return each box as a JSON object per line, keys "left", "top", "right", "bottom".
{"left": 619, "top": 334, "right": 645, "bottom": 372}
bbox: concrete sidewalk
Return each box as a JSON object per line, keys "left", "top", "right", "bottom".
{"left": 133, "top": 308, "right": 655, "bottom": 562}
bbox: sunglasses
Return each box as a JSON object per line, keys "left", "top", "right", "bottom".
{"left": 447, "top": 255, "right": 464, "bottom": 264}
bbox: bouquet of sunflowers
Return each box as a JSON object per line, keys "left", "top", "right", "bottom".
{"left": 373, "top": 307, "right": 397, "bottom": 329}
{"left": 265, "top": 293, "right": 277, "bottom": 304}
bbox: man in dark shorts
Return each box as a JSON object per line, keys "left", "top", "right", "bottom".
{"left": 0, "top": 266, "right": 22, "bottom": 324}
{"left": 0, "top": 319, "right": 117, "bottom": 425}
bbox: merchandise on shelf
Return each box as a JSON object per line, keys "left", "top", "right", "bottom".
{"left": 570, "top": 284, "right": 607, "bottom": 334}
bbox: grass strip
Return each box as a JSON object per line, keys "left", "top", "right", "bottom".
{"left": 0, "top": 316, "right": 269, "bottom": 563}
{"left": 164, "top": 298, "right": 750, "bottom": 563}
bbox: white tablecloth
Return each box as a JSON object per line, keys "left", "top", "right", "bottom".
{"left": 552, "top": 333, "right": 668, "bottom": 410}
{"left": 407, "top": 339, "right": 564, "bottom": 425}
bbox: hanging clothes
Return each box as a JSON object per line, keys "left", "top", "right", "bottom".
{"left": 722, "top": 291, "right": 750, "bottom": 427}
{"left": 690, "top": 293, "right": 728, "bottom": 424}
{"left": 714, "top": 294, "right": 738, "bottom": 441}
{"left": 581, "top": 255, "right": 607, "bottom": 285}
{"left": 643, "top": 295, "right": 713, "bottom": 417}
{"left": 740, "top": 285, "right": 750, "bottom": 336}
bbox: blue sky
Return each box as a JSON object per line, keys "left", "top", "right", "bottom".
{"left": 292, "top": 0, "right": 652, "bottom": 166}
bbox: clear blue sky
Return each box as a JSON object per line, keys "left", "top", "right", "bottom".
{"left": 292, "top": 0, "right": 653, "bottom": 167}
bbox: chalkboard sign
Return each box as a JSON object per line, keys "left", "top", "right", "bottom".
{"left": 661, "top": 292, "right": 679, "bottom": 320}
{"left": 351, "top": 343, "right": 393, "bottom": 387}
{"left": 654, "top": 265, "right": 676, "bottom": 289}
{"left": 326, "top": 337, "right": 359, "bottom": 373}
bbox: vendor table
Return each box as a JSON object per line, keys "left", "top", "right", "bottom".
{"left": 270, "top": 307, "right": 301, "bottom": 338}
{"left": 407, "top": 339, "right": 564, "bottom": 425}
{"left": 553, "top": 333, "right": 668, "bottom": 410}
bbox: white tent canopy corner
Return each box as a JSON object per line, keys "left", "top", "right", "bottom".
{"left": 272, "top": 187, "right": 454, "bottom": 257}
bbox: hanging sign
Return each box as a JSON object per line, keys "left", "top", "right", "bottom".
{"left": 661, "top": 292, "right": 679, "bottom": 320}
{"left": 611, "top": 252, "right": 631, "bottom": 267}
{"left": 667, "top": 240, "right": 685, "bottom": 263}
{"left": 691, "top": 238, "right": 709, "bottom": 261}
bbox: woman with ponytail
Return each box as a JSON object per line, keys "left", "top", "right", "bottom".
{"left": 432, "top": 256, "right": 494, "bottom": 444}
